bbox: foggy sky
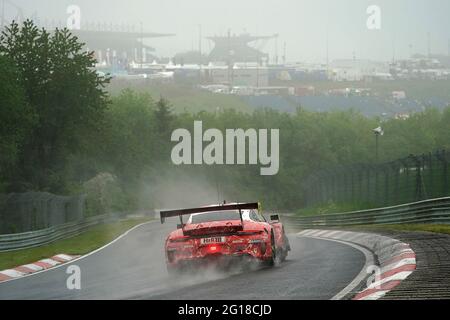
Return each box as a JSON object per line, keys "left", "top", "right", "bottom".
{"left": 4, "top": 0, "right": 450, "bottom": 62}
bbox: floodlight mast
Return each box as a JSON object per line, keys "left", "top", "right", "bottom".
{"left": 373, "top": 126, "right": 384, "bottom": 163}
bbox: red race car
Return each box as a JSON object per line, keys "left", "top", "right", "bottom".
{"left": 160, "top": 202, "right": 290, "bottom": 274}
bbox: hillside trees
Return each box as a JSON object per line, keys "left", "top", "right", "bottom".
{"left": 0, "top": 20, "right": 110, "bottom": 191}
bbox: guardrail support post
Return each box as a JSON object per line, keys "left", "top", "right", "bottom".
{"left": 367, "top": 166, "right": 371, "bottom": 204}
{"left": 411, "top": 155, "right": 423, "bottom": 201}
{"left": 384, "top": 165, "right": 390, "bottom": 206}
{"left": 437, "top": 150, "right": 448, "bottom": 197}
{"left": 428, "top": 152, "right": 434, "bottom": 198}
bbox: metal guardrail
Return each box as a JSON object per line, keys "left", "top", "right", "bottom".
{"left": 286, "top": 197, "right": 450, "bottom": 228}
{"left": 0, "top": 215, "right": 109, "bottom": 252}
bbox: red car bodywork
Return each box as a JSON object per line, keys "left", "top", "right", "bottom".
{"left": 160, "top": 203, "right": 290, "bottom": 273}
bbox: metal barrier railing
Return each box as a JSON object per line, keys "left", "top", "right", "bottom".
{"left": 285, "top": 196, "right": 450, "bottom": 228}
{"left": 0, "top": 215, "right": 109, "bottom": 252}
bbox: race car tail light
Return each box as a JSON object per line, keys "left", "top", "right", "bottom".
{"left": 207, "top": 244, "right": 220, "bottom": 253}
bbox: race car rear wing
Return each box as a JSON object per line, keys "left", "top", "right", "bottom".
{"left": 159, "top": 202, "right": 259, "bottom": 224}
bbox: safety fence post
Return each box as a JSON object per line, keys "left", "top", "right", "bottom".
{"left": 390, "top": 161, "right": 400, "bottom": 205}
{"left": 301, "top": 149, "right": 450, "bottom": 210}
{"left": 410, "top": 154, "right": 423, "bottom": 202}
{"left": 437, "top": 150, "right": 448, "bottom": 197}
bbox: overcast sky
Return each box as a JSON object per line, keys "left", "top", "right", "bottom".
{"left": 4, "top": 0, "right": 450, "bottom": 62}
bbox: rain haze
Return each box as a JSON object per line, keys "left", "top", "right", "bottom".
{"left": 3, "top": 0, "right": 450, "bottom": 62}
{"left": 3, "top": 0, "right": 450, "bottom": 304}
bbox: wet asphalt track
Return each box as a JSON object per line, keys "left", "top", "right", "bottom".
{"left": 0, "top": 220, "right": 365, "bottom": 300}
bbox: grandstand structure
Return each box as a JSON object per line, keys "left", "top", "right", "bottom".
{"left": 71, "top": 28, "right": 175, "bottom": 68}
{"left": 207, "top": 32, "right": 278, "bottom": 63}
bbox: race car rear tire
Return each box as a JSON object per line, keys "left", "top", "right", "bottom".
{"left": 267, "top": 231, "right": 277, "bottom": 266}
{"left": 279, "top": 247, "right": 288, "bottom": 262}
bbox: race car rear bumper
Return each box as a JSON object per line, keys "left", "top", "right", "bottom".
{"left": 167, "top": 252, "right": 267, "bottom": 271}
{"left": 165, "top": 233, "right": 275, "bottom": 272}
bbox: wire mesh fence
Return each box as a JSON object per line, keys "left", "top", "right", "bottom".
{"left": 303, "top": 149, "right": 450, "bottom": 209}
{"left": 0, "top": 192, "right": 86, "bottom": 234}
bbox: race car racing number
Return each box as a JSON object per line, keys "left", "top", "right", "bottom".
{"left": 200, "top": 236, "right": 226, "bottom": 244}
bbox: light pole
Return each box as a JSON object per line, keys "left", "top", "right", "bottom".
{"left": 373, "top": 126, "right": 384, "bottom": 162}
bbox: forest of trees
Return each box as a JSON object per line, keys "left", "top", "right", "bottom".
{"left": 1, "top": 21, "right": 450, "bottom": 211}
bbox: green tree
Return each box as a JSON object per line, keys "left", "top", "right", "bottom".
{"left": 102, "top": 90, "right": 157, "bottom": 182}
{"left": 0, "top": 20, "right": 110, "bottom": 191}
{"left": 153, "top": 97, "right": 175, "bottom": 162}
{"left": 0, "top": 56, "right": 35, "bottom": 191}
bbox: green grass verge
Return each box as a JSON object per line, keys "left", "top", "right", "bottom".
{"left": 108, "top": 82, "right": 254, "bottom": 114}
{"left": 298, "top": 203, "right": 450, "bottom": 235}
{"left": 297, "top": 201, "right": 377, "bottom": 216}
{"left": 351, "top": 224, "right": 450, "bottom": 235}
{"left": 0, "top": 217, "right": 152, "bottom": 270}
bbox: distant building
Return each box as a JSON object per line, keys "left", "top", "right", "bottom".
{"left": 392, "top": 91, "right": 407, "bottom": 100}
{"left": 329, "top": 59, "right": 391, "bottom": 81}
{"left": 395, "top": 113, "right": 410, "bottom": 120}
{"left": 207, "top": 33, "right": 277, "bottom": 64}
{"left": 294, "top": 86, "right": 315, "bottom": 96}
{"left": 208, "top": 63, "right": 269, "bottom": 87}
{"left": 390, "top": 57, "right": 450, "bottom": 80}
{"left": 70, "top": 28, "right": 175, "bottom": 74}
{"left": 327, "top": 87, "right": 372, "bottom": 97}
{"left": 291, "top": 64, "right": 329, "bottom": 81}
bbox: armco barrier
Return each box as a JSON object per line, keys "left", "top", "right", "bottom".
{"left": 0, "top": 215, "right": 109, "bottom": 252}
{"left": 287, "top": 196, "right": 450, "bottom": 228}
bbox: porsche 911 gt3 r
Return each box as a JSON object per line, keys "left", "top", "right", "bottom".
{"left": 160, "top": 202, "right": 290, "bottom": 274}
